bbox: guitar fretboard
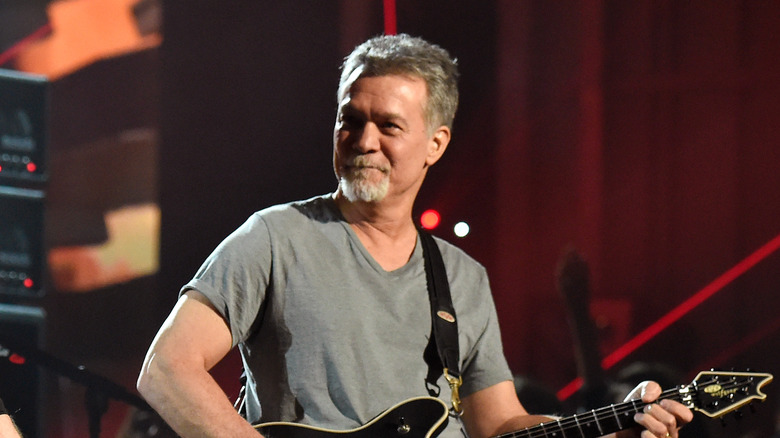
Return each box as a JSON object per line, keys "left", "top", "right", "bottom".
{"left": 495, "top": 385, "right": 692, "bottom": 438}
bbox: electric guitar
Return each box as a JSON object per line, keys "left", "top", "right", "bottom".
{"left": 254, "top": 370, "right": 773, "bottom": 438}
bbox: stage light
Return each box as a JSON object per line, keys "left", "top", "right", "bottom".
{"left": 454, "top": 221, "right": 470, "bottom": 237}
{"left": 420, "top": 209, "right": 440, "bottom": 229}
{"left": 9, "top": 354, "right": 26, "bottom": 365}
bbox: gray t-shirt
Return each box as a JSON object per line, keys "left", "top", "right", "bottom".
{"left": 184, "top": 194, "right": 512, "bottom": 437}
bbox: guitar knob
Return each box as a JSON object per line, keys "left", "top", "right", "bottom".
{"left": 397, "top": 417, "right": 411, "bottom": 435}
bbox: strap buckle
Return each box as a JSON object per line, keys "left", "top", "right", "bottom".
{"left": 444, "top": 368, "right": 463, "bottom": 414}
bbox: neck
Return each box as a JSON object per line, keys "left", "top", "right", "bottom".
{"left": 334, "top": 190, "right": 415, "bottom": 234}
{"left": 333, "top": 190, "right": 419, "bottom": 271}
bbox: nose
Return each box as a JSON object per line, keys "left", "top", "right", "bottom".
{"left": 354, "top": 122, "right": 381, "bottom": 153}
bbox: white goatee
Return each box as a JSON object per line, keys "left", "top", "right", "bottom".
{"left": 339, "top": 156, "right": 390, "bottom": 202}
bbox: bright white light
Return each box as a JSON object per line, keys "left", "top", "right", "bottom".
{"left": 453, "top": 221, "right": 470, "bottom": 237}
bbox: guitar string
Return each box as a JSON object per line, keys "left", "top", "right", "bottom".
{"left": 499, "top": 377, "right": 752, "bottom": 438}
{"left": 549, "top": 377, "right": 752, "bottom": 431}
{"left": 499, "top": 386, "right": 687, "bottom": 438}
{"left": 511, "top": 378, "right": 754, "bottom": 438}
{"left": 514, "top": 382, "right": 727, "bottom": 438}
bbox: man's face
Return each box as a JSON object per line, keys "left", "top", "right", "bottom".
{"left": 333, "top": 74, "right": 445, "bottom": 204}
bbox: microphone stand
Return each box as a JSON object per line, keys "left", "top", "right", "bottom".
{"left": 0, "top": 336, "right": 154, "bottom": 438}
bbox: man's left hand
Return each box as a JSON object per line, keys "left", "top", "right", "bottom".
{"left": 618, "top": 381, "right": 694, "bottom": 438}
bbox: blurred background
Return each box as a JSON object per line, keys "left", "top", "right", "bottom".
{"left": 0, "top": 0, "right": 777, "bottom": 437}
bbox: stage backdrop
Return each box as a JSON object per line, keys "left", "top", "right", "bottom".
{"left": 158, "top": 1, "right": 778, "bottom": 436}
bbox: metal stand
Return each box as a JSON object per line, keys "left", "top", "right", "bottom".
{"left": 0, "top": 335, "right": 153, "bottom": 438}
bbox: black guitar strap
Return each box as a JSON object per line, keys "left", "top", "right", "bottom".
{"left": 419, "top": 229, "right": 463, "bottom": 413}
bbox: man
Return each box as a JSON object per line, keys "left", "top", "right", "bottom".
{"left": 137, "top": 34, "right": 692, "bottom": 438}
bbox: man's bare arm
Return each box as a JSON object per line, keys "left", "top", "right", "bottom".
{"left": 137, "top": 290, "right": 262, "bottom": 437}
{"left": 459, "top": 380, "right": 553, "bottom": 438}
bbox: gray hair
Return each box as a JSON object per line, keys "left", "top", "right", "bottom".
{"left": 338, "top": 34, "right": 459, "bottom": 133}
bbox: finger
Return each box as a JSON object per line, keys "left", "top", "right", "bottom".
{"left": 623, "top": 380, "right": 662, "bottom": 403}
{"left": 633, "top": 411, "right": 666, "bottom": 437}
{"left": 659, "top": 399, "right": 694, "bottom": 425}
{"left": 639, "top": 381, "right": 662, "bottom": 403}
{"left": 647, "top": 402, "right": 679, "bottom": 432}
{"left": 634, "top": 403, "right": 677, "bottom": 437}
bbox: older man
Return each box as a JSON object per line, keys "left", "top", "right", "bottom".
{"left": 137, "top": 34, "right": 692, "bottom": 438}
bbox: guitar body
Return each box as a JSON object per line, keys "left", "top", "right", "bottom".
{"left": 255, "top": 397, "right": 449, "bottom": 438}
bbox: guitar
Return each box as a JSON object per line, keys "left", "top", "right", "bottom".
{"left": 254, "top": 370, "right": 773, "bottom": 438}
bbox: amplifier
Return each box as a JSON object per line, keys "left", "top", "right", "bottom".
{"left": 0, "top": 186, "right": 44, "bottom": 298}
{"left": 0, "top": 68, "right": 48, "bottom": 184}
{"left": 0, "top": 303, "right": 46, "bottom": 438}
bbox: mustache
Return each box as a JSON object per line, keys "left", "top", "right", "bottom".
{"left": 345, "top": 155, "right": 390, "bottom": 174}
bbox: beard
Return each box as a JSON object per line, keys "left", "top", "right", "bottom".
{"left": 338, "top": 156, "right": 390, "bottom": 202}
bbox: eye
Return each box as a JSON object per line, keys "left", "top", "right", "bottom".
{"left": 380, "top": 121, "right": 402, "bottom": 133}
{"left": 338, "top": 114, "right": 363, "bottom": 130}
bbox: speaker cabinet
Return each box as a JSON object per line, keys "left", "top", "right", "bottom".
{"left": 0, "top": 68, "right": 48, "bottom": 184}
{"left": 0, "top": 186, "right": 45, "bottom": 299}
{"left": 0, "top": 304, "right": 45, "bottom": 438}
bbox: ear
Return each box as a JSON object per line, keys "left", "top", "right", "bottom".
{"left": 425, "top": 126, "right": 451, "bottom": 167}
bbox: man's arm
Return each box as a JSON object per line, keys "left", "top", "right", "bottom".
{"left": 137, "top": 290, "right": 262, "bottom": 437}
{"left": 0, "top": 415, "right": 22, "bottom": 438}
{"left": 459, "top": 380, "right": 693, "bottom": 438}
{"left": 0, "top": 396, "right": 23, "bottom": 437}
{"left": 459, "top": 380, "right": 553, "bottom": 438}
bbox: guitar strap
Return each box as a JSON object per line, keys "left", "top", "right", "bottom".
{"left": 419, "top": 228, "right": 463, "bottom": 414}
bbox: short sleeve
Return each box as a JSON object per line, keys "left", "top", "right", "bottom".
{"left": 181, "top": 213, "right": 273, "bottom": 346}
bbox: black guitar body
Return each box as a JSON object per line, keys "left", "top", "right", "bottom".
{"left": 256, "top": 396, "right": 449, "bottom": 438}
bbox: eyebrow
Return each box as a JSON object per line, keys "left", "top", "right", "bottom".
{"left": 340, "top": 104, "right": 406, "bottom": 125}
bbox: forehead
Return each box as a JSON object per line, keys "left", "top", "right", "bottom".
{"left": 341, "top": 75, "right": 428, "bottom": 112}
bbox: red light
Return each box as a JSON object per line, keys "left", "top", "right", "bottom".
{"left": 420, "top": 209, "right": 441, "bottom": 229}
{"left": 27, "top": 162, "right": 37, "bottom": 172}
{"left": 9, "top": 354, "right": 26, "bottom": 365}
{"left": 23, "top": 278, "right": 34, "bottom": 288}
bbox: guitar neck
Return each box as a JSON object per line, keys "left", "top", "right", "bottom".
{"left": 495, "top": 387, "right": 684, "bottom": 438}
